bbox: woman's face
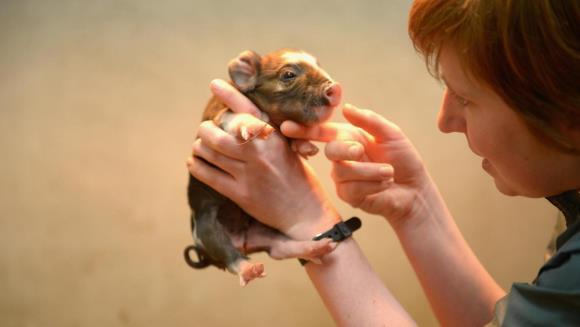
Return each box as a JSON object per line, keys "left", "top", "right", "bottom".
{"left": 437, "top": 46, "right": 580, "bottom": 197}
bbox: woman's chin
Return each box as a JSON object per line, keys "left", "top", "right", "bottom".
{"left": 493, "top": 179, "right": 519, "bottom": 197}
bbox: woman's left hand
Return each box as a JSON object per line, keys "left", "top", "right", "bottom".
{"left": 187, "top": 80, "right": 340, "bottom": 240}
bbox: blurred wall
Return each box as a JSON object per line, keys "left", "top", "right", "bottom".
{"left": 0, "top": 0, "right": 557, "bottom": 326}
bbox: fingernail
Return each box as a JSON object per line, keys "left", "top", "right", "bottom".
{"left": 349, "top": 145, "right": 362, "bottom": 158}
{"left": 209, "top": 79, "right": 219, "bottom": 90}
{"left": 209, "top": 79, "right": 226, "bottom": 93}
{"left": 379, "top": 166, "right": 392, "bottom": 178}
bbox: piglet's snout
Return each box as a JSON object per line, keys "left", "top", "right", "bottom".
{"left": 324, "top": 83, "right": 342, "bottom": 107}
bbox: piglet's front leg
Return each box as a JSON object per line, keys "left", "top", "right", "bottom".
{"left": 215, "top": 109, "right": 320, "bottom": 158}
{"left": 214, "top": 109, "right": 274, "bottom": 142}
{"left": 290, "top": 139, "right": 319, "bottom": 159}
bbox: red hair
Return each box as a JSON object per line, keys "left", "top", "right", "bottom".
{"left": 409, "top": 0, "right": 580, "bottom": 152}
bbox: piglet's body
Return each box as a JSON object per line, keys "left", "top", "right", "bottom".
{"left": 184, "top": 49, "right": 342, "bottom": 286}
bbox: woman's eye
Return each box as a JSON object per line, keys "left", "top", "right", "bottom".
{"left": 455, "top": 94, "right": 470, "bottom": 107}
{"left": 448, "top": 88, "right": 470, "bottom": 107}
{"left": 281, "top": 71, "right": 296, "bottom": 81}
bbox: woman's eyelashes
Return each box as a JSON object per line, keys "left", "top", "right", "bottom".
{"left": 448, "top": 88, "right": 470, "bottom": 107}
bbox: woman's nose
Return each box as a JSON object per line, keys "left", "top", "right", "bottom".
{"left": 438, "top": 89, "right": 466, "bottom": 134}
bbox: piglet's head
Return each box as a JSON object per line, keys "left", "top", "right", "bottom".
{"left": 228, "top": 49, "right": 341, "bottom": 127}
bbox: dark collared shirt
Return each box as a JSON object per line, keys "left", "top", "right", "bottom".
{"left": 489, "top": 191, "right": 580, "bottom": 326}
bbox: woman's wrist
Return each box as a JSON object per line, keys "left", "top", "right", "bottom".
{"left": 380, "top": 172, "right": 438, "bottom": 230}
{"left": 284, "top": 205, "right": 342, "bottom": 241}
{"left": 387, "top": 175, "right": 449, "bottom": 236}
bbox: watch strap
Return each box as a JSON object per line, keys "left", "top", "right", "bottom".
{"left": 299, "top": 217, "right": 362, "bottom": 265}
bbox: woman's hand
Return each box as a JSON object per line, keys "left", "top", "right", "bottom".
{"left": 187, "top": 80, "right": 340, "bottom": 240}
{"left": 282, "top": 104, "right": 430, "bottom": 226}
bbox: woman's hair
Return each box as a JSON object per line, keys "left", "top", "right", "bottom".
{"left": 408, "top": 0, "right": 580, "bottom": 152}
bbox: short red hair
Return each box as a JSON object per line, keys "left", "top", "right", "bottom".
{"left": 409, "top": 0, "right": 580, "bottom": 152}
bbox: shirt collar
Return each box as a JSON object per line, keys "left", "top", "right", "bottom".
{"left": 546, "top": 190, "right": 580, "bottom": 249}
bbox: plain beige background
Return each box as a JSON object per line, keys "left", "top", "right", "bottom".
{"left": 0, "top": 0, "right": 557, "bottom": 326}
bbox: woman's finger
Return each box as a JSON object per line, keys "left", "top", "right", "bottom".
{"left": 331, "top": 161, "right": 394, "bottom": 183}
{"left": 280, "top": 121, "right": 337, "bottom": 142}
{"left": 192, "top": 138, "right": 243, "bottom": 176}
{"left": 210, "top": 79, "right": 261, "bottom": 117}
{"left": 325, "top": 140, "right": 365, "bottom": 161}
{"left": 196, "top": 120, "right": 248, "bottom": 161}
{"left": 280, "top": 120, "right": 362, "bottom": 142}
{"left": 342, "top": 104, "right": 405, "bottom": 143}
{"left": 335, "top": 179, "right": 393, "bottom": 208}
{"left": 186, "top": 156, "right": 236, "bottom": 199}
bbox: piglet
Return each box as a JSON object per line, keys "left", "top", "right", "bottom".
{"left": 185, "top": 49, "right": 342, "bottom": 286}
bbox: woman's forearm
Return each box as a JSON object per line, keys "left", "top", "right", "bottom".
{"left": 392, "top": 177, "right": 505, "bottom": 326}
{"left": 304, "top": 238, "right": 416, "bottom": 326}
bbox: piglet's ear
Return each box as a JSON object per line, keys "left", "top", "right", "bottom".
{"left": 228, "top": 50, "right": 261, "bottom": 92}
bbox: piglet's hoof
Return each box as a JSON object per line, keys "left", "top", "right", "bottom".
{"left": 238, "top": 261, "right": 266, "bottom": 286}
{"left": 291, "top": 139, "right": 319, "bottom": 158}
{"left": 239, "top": 123, "right": 273, "bottom": 142}
{"left": 300, "top": 239, "right": 337, "bottom": 264}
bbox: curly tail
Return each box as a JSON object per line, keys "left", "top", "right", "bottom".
{"left": 183, "top": 245, "right": 211, "bottom": 269}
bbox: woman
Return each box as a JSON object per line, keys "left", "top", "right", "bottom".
{"left": 187, "top": 0, "right": 580, "bottom": 325}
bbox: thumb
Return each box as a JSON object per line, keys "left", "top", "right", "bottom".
{"left": 209, "top": 79, "right": 261, "bottom": 117}
{"left": 342, "top": 104, "right": 405, "bottom": 143}
{"left": 281, "top": 120, "right": 341, "bottom": 142}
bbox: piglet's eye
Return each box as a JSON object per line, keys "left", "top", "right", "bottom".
{"left": 281, "top": 71, "right": 297, "bottom": 82}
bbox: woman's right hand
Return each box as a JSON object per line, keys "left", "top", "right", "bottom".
{"left": 282, "top": 104, "right": 430, "bottom": 227}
